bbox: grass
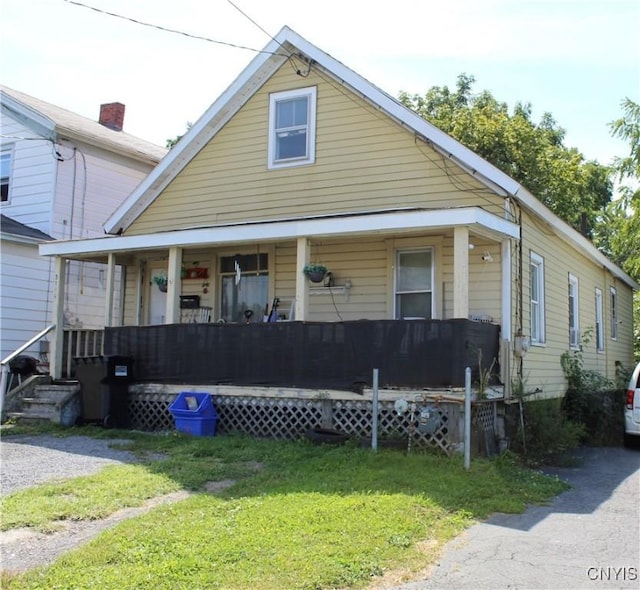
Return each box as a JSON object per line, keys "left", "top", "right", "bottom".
{"left": 0, "top": 424, "right": 569, "bottom": 589}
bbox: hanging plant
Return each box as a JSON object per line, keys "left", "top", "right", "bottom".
{"left": 303, "top": 263, "right": 328, "bottom": 283}
{"left": 152, "top": 274, "right": 168, "bottom": 292}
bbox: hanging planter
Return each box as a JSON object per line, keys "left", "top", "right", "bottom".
{"left": 152, "top": 274, "right": 168, "bottom": 292}
{"left": 303, "top": 264, "right": 328, "bottom": 284}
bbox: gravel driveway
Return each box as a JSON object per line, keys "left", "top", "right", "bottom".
{"left": 0, "top": 434, "right": 139, "bottom": 495}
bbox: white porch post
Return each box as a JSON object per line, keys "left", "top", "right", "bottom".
{"left": 50, "top": 256, "right": 67, "bottom": 380}
{"left": 453, "top": 226, "right": 469, "bottom": 319}
{"left": 295, "top": 237, "right": 310, "bottom": 321}
{"left": 104, "top": 253, "right": 116, "bottom": 327}
{"left": 166, "top": 247, "right": 182, "bottom": 324}
{"left": 501, "top": 239, "right": 512, "bottom": 394}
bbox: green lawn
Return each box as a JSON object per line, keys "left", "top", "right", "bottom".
{"left": 1, "top": 426, "right": 569, "bottom": 589}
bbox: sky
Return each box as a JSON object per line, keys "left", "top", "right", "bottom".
{"left": 1, "top": 0, "right": 638, "bottom": 167}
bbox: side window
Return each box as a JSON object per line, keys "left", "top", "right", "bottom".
{"left": 1, "top": 148, "right": 12, "bottom": 202}
{"left": 530, "top": 252, "right": 545, "bottom": 344}
{"left": 610, "top": 287, "right": 618, "bottom": 340}
{"left": 595, "top": 288, "right": 604, "bottom": 352}
{"left": 394, "top": 249, "right": 433, "bottom": 319}
{"left": 568, "top": 274, "right": 579, "bottom": 348}
{"left": 268, "top": 87, "right": 317, "bottom": 169}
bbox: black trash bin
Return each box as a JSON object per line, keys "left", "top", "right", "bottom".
{"left": 74, "top": 355, "right": 134, "bottom": 427}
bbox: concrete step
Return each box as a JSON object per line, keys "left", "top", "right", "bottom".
{"left": 6, "top": 409, "right": 58, "bottom": 421}
{"left": 22, "top": 397, "right": 58, "bottom": 405}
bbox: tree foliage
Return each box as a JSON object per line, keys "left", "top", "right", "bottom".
{"left": 594, "top": 98, "right": 640, "bottom": 359}
{"left": 398, "top": 74, "right": 613, "bottom": 234}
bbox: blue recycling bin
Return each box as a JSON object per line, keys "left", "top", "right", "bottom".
{"left": 168, "top": 392, "right": 217, "bottom": 436}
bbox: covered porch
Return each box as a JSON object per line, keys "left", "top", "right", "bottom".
{"left": 40, "top": 206, "right": 520, "bottom": 395}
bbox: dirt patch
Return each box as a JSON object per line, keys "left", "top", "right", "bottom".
{"left": 0, "top": 491, "right": 191, "bottom": 574}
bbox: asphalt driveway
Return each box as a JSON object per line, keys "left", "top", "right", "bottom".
{"left": 395, "top": 446, "right": 640, "bottom": 590}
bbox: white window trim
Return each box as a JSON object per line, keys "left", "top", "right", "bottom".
{"left": 393, "top": 247, "right": 435, "bottom": 320}
{"left": 595, "top": 287, "right": 604, "bottom": 353}
{"left": 530, "top": 252, "right": 545, "bottom": 345}
{"left": 1, "top": 145, "right": 14, "bottom": 204}
{"left": 569, "top": 273, "right": 579, "bottom": 349}
{"left": 610, "top": 286, "right": 618, "bottom": 341}
{"left": 267, "top": 87, "right": 317, "bottom": 170}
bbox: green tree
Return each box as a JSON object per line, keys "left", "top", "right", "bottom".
{"left": 399, "top": 74, "right": 613, "bottom": 234}
{"left": 594, "top": 98, "right": 640, "bottom": 358}
{"left": 166, "top": 122, "right": 193, "bottom": 149}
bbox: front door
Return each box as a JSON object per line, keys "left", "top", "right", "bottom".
{"left": 148, "top": 265, "right": 167, "bottom": 325}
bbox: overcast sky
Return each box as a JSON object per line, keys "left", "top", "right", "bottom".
{"left": 1, "top": 0, "right": 638, "bottom": 166}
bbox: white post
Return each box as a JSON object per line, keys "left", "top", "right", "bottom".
{"left": 464, "top": 366, "right": 472, "bottom": 470}
{"left": 371, "top": 368, "right": 379, "bottom": 451}
{"left": 104, "top": 252, "right": 116, "bottom": 327}
{"left": 166, "top": 247, "right": 182, "bottom": 324}
{"left": 295, "top": 237, "right": 310, "bottom": 322}
{"left": 453, "top": 226, "right": 469, "bottom": 319}
{"left": 51, "top": 256, "right": 67, "bottom": 380}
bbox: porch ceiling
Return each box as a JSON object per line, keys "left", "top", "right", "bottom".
{"left": 40, "top": 207, "right": 520, "bottom": 262}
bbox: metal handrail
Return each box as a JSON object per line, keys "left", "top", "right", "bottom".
{"left": 0, "top": 324, "right": 56, "bottom": 418}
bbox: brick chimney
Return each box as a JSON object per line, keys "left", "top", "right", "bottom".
{"left": 99, "top": 102, "right": 125, "bottom": 131}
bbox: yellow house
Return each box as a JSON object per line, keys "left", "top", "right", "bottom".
{"left": 36, "top": 27, "right": 636, "bottom": 443}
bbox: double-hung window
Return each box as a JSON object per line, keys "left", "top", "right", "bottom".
{"left": 394, "top": 249, "right": 433, "bottom": 319}
{"left": 1, "top": 148, "right": 12, "bottom": 202}
{"left": 610, "top": 287, "right": 618, "bottom": 340}
{"left": 530, "top": 252, "right": 545, "bottom": 344}
{"left": 268, "top": 87, "right": 316, "bottom": 169}
{"left": 595, "top": 288, "right": 604, "bottom": 352}
{"left": 568, "top": 274, "right": 579, "bottom": 348}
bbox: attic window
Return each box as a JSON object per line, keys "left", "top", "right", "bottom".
{"left": 268, "top": 87, "right": 316, "bottom": 169}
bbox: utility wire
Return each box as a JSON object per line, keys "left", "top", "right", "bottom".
{"left": 62, "top": 0, "right": 288, "bottom": 56}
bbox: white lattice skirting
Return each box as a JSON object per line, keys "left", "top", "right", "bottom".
{"left": 128, "top": 390, "right": 501, "bottom": 456}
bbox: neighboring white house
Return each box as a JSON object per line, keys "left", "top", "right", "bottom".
{"left": 0, "top": 86, "right": 167, "bottom": 361}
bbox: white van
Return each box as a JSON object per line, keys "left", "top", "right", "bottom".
{"left": 624, "top": 361, "right": 640, "bottom": 447}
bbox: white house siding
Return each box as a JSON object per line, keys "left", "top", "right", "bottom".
{"left": 0, "top": 240, "right": 52, "bottom": 360}
{"left": 0, "top": 116, "right": 56, "bottom": 233}
{"left": 48, "top": 139, "right": 156, "bottom": 328}
{"left": 519, "top": 209, "right": 635, "bottom": 398}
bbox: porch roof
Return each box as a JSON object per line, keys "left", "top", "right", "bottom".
{"left": 39, "top": 206, "right": 519, "bottom": 261}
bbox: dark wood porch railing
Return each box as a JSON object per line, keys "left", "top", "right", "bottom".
{"left": 103, "top": 319, "right": 500, "bottom": 391}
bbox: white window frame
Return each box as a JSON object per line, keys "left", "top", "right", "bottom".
{"left": 595, "top": 288, "right": 604, "bottom": 353}
{"left": 530, "top": 252, "right": 545, "bottom": 344}
{"left": 393, "top": 247, "right": 434, "bottom": 320}
{"left": 568, "top": 273, "right": 579, "bottom": 348}
{"left": 1, "top": 146, "right": 13, "bottom": 203}
{"left": 268, "top": 87, "right": 317, "bottom": 169}
{"left": 610, "top": 286, "right": 618, "bottom": 341}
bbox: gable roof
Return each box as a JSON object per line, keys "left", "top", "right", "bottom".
{"left": 1, "top": 214, "right": 53, "bottom": 243}
{"left": 87, "top": 26, "right": 635, "bottom": 290}
{"left": 0, "top": 85, "right": 167, "bottom": 164}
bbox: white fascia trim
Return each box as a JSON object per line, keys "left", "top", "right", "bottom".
{"left": 1, "top": 92, "right": 56, "bottom": 140}
{"left": 41, "top": 208, "right": 520, "bottom": 258}
{"left": 279, "top": 28, "right": 522, "bottom": 198}
{"left": 103, "top": 46, "right": 289, "bottom": 235}
{"left": 515, "top": 186, "right": 639, "bottom": 290}
{"left": 1, "top": 233, "right": 52, "bottom": 246}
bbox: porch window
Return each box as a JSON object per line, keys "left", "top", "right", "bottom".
{"left": 220, "top": 253, "right": 268, "bottom": 323}
{"left": 395, "top": 249, "right": 433, "bottom": 319}
{"left": 568, "top": 273, "right": 579, "bottom": 348}
{"left": 268, "top": 87, "right": 316, "bottom": 169}
{"left": 530, "top": 252, "right": 545, "bottom": 344}
{"left": 595, "top": 288, "right": 604, "bottom": 352}
{"left": 1, "top": 148, "right": 12, "bottom": 202}
{"left": 610, "top": 287, "right": 618, "bottom": 340}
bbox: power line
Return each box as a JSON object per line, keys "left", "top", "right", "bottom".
{"left": 62, "top": 0, "right": 288, "bottom": 56}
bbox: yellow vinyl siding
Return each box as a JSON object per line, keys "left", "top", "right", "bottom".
{"left": 518, "top": 209, "right": 634, "bottom": 397}
{"left": 127, "top": 63, "right": 504, "bottom": 235}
